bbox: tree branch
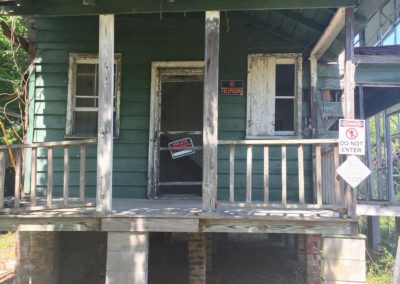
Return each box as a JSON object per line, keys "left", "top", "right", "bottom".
{"left": 0, "top": 19, "right": 29, "bottom": 53}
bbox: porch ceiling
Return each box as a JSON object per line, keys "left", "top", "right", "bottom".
{"left": 0, "top": 0, "right": 356, "bottom": 16}
{"left": 0, "top": 1, "right": 385, "bottom": 60}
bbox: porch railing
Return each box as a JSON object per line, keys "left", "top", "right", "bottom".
{"left": 217, "top": 139, "right": 346, "bottom": 211}
{"left": 0, "top": 139, "right": 96, "bottom": 211}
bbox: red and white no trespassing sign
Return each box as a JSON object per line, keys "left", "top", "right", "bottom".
{"left": 338, "top": 119, "right": 365, "bottom": 156}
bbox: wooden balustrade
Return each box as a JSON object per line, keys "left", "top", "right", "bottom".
{"left": 218, "top": 139, "right": 345, "bottom": 210}
{"left": 0, "top": 139, "right": 96, "bottom": 211}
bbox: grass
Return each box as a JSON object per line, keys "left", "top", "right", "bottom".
{"left": 367, "top": 246, "right": 395, "bottom": 284}
{"left": 0, "top": 232, "right": 16, "bottom": 262}
{"left": 360, "top": 217, "right": 398, "bottom": 284}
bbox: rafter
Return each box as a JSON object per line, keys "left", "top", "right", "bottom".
{"left": 311, "top": 8, "right": 345, "bottom": 60}
{"left": 272, "top": 10, "right": 325, "bottom": 34}
{"left": 238, "top": 12, "right": 311, "bottom": 49}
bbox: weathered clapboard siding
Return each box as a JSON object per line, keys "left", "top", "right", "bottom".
{"left": 318, "top": 63, "right": 341, "bottom": 89}
{"left": 33, "top": 13, "right": 314, "bottom": 200}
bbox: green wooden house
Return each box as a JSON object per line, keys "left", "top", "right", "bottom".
{"left": 0, "top": 0, "right": 398, "bottom": 283}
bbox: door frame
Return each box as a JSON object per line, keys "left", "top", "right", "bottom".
{"left": 147, "top": 61, "right": 205, "bottom": 198}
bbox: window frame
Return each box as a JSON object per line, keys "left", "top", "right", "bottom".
{"left": 65, "top": 53, "right": 122, "bottom": 138}
{"left": 246, "top": 53, "right": 303, "bottom": 138}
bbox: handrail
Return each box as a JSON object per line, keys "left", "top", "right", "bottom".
{"left": 0, "top": 138, "right": 96, "bottom": 150}
{"left": 218, "top": 139, "right": 338, "bottom": 145}
{"left": 0, "top": 139, "right": 97, "bottom": 211}
{"left": 217, "top": 139, "right": 346, "bottom": 213}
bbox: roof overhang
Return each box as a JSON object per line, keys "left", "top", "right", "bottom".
{"left": 0, "top": 0, "right": 356, "bottom": 16}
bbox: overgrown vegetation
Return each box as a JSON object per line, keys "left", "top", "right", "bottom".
{"left": 0, "top": 16, "right": 30, "bottom": 145}
{"left": 367, "top": 246, "right": 395, "bottom": 284}
{"left": 361, "top": 217, "right": 399, "bottom": 284}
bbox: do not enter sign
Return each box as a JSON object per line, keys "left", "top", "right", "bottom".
{"left": 339, "top": 119, "right": 365, "bottom": 156}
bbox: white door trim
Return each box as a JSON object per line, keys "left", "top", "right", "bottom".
{"left": 147, "top": 61, "right": 204, "bottom": 198}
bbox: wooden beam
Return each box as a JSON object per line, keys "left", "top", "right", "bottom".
{"left": 96, "top": 14, "right": 114, "bottom": 213}
{"left": 344, "top": 8, "right": 355, "bottom": 119}
{"left": 102, "top": 217, "right": 200, "bottom": 232}
{"left": 0, "top": 138, "right": 96, "bottom": 150}
{"left": 0, "top": 217, "right": 100, "bottom": 232}
{"left": 2, "top": 0, "right": 357, "bottom": 16}
{"left": 355, "top": 54, "right": 400, "bottom": 65}
{"left": 357, "top": 204, "right": 400, "bottom": 217}
{"left": 200, "top": 218, "right": 353, "bottom": 235}
{"left": 343, "top": 8, "right": 357, "bottom": 223}
{"left": 202, "top": 11, "right": 219, "bottom": 212}
{"left": 311, "top": 7, "right": 346, "bottom": 60}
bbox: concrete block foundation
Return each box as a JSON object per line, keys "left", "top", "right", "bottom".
{"left": 106, "top": 232, "right": 149, "bottom": 284}
{"left": 16, "top": 231, "right": 59, "bottom": 284}
{"left": 322, "top": 235, "right": 366, "bottom": 284}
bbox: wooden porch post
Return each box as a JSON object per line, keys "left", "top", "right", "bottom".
{"left": 96, "top": 14, "right": 115, "bottom": 213}
{"left": 203, "top": 11, "right": 220, "bottom": 212}
{"left": 344, "top": 7, "right": 357, "bottom": 220}
{"left": 310, "top": 55, "right": 318, "bottom": 137}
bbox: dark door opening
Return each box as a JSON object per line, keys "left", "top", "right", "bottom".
{"left": 158, "top": 77, "right": 203, "bottom": 196}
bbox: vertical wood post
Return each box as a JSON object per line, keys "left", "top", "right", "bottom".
{"left": 344, "top": 8, "right": 355, "bottom": 120}
{"left": 298, "top": 145, "right": 305, "bottom": 205}
{"left": 246, "top": 145, "right": 253, "bottom": 203}
{"left": 14, "top": 150, "right": 21, "bottom": 208}
{"left": 97, "top": 14, "right": 115, "bottom": 213}
{"left": 30, "top": 148, "right": 37, "bottom": 207}
{"left": 385, "top": 111, "right": 395, "bottom": 202}
{"left": 229, "top": 145, "right": 235, "bottom": 203}
{"left": 310, "top": 55, "right": 318, "bottom": 138}
{"left": 344, "top": 7, "right": 357, "bottom": 221}
{"left": 282, "top": 145, "right": 287, "bottom": 206}
{"left": 263, "top": 146, "right": 269, "bottom": 203}
{"left": 80, "top": 145, "right": 86, "bottom": 202}
{"left": 203, "top": 11, "right": 220, "bottom": 212}
{"left": 63, "top": 147, "right": 69, "bottom": 206}
{"left": 47, "top": 147, "right": 53, "bottom": 207}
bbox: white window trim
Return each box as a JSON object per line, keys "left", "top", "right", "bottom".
{"left": 65, "top": 53, "right": 122, "bottom": 138}
{"left": 246, "top": 53, "right": 303, "bottom": 138}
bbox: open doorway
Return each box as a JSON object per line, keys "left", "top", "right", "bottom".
{"left": 148, "top": 62, "right": 204, "bottom": 198}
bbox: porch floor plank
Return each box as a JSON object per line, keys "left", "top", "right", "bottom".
{"left": 1, "top": 198, "right": 341, "bottom": 218}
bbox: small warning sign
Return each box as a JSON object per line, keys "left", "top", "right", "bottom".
{"left": 339, "top": 119, "right": 365, "bottom": 156}
{"left": 168, "top": 137, "right": 195, "bottom": 159}
{"left": 336, "top": 156, "right": 371, "bottom": 188}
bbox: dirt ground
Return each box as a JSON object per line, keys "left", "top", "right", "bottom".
{"left": 2, "top": 232, "right": 303, "bottom": 284}
{"left": 149, "top": 233, "right": 303, "bottom": 284}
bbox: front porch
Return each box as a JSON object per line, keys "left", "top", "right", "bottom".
{"left": 0, "top": 139, "right": 354, "bottom": 215}
{"left": 0, "top": 198, "right": 356, "bottom": 235}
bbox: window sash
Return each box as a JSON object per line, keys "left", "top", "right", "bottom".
{"left": 66, "top": 53, "right": 122, "bottom": 138}
{"left": 246, "top": 53, "right": 302, "bottom": 138}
